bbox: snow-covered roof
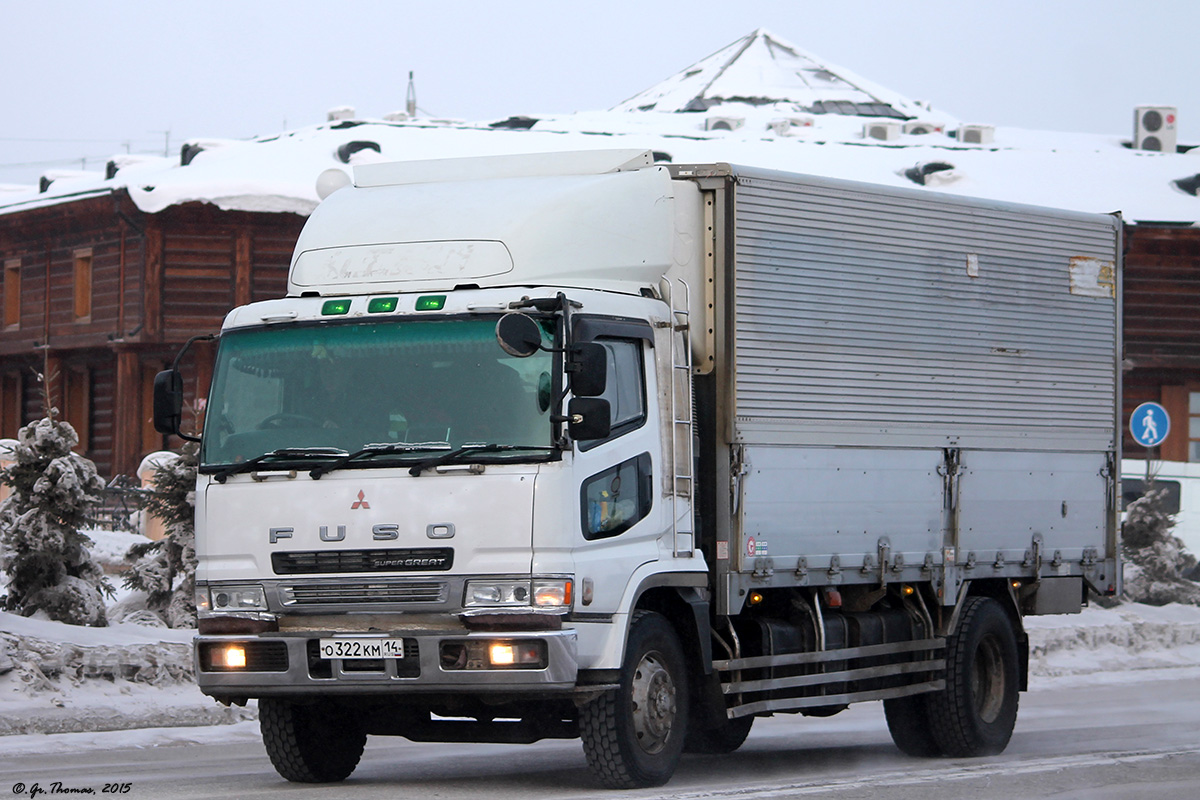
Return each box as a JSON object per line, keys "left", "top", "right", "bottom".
{"left": 2, "top": 30, "right": 1197, "bottom": 226}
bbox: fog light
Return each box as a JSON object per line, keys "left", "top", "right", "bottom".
{"left": 490, "top": 643, "right": 516, "bottom": 666}
{"left": 220, "top": 645, "right": 247, "bottom": 669}
{"left": 487, "top": 640, "right": 546, "bottom": 667}
{"left": 440, "top": 640, "right": 547, "bottom": 670}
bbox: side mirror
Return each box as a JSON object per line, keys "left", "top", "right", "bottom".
{"left": 152, "top": 369, "right": 184, "bottom": 435}
{"left": 495, "top": 313, "right": 544, "bottom": 358}
{"left": 570, "top": 343, "right": 607, "bottom": 397}
{"left": 566, "top": 397, "right": 611, "bottom": 441}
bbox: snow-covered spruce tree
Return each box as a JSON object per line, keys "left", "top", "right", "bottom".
{"left": 123, "top": 444, "right": 198, "bottom": 628}
{"left": 0, "top": 402, "right": 112, "bottom": 626}
{"left": 1121, "top": 487, "right": 1200, "bottom": 607}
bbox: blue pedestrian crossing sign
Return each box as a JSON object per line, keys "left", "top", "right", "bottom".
{"left": 1130, "top": 402, "right": 1170, "bottom": 448}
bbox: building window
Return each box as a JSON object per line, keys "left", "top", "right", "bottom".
{"left": 3, "top": 259, "right": 19, "bottom": 329}
{"left": 1190, "top": 391, "right": 1200, "bottom": 462}
{"left": 73, "top": 249, "right": 93, "bottom": 322}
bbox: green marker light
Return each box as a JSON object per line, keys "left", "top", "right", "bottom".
{"left": 368, "top": 297, "right": 399, "bottom": 313}
{"left": 415, "top": 295, "right": 446, "bottom": 311}
{"left": 321, "top": 299, "right": 352, "bottom": 316}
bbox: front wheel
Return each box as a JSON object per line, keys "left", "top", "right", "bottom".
{"left": 925, "top": 596, "right": 1021, "bottom": 757}
{"left": 259, "top": 698, "right": 366, "bottom": 783}
{"left": 580, "top": 611, "right": 690, "bottom": 789}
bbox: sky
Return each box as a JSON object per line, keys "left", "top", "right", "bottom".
{"left": 1, "top": 0, "right": 1197, "bottom": 187}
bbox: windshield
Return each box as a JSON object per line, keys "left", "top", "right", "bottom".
{"left": 200, "top": 316, "right": 555, "bottom": 467}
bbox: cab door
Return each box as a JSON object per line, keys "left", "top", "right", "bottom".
{"left": 568, "top": 322, "right": 664, "bottom": 615}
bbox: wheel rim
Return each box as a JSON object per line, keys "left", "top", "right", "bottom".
{"left": 971, "top": 634, "right": 1006, "bottom": 724}
{"left": 630, "top": 649, "right": 677, "bottom": 754}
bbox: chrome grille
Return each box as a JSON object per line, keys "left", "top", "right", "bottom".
{"left": 272, "top": 548, "right": 453, "bottom": 575}
{"left": 279, "top": 581, "right": 449, "bottom": 606}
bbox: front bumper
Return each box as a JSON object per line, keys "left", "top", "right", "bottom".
{"left": 195, "top": 628, "right": 579, "bottom": 698}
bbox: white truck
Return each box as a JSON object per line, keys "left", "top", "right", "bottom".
{"left": 155, "top": 149, "right": 1122, "bottom": 789}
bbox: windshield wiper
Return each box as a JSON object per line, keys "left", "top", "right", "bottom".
{"left": 407, "top": 444, "right": 553, "bottom": 477}
{"left": 308, "top": 442, "right": 452, "bottom": 480}
{"left": 209, "top": 447, "right": 349, "bottom": 484}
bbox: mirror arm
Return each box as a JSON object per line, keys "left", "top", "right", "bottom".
{"left": 156, "top": 333, "right": 217, "bottom": 442}
{"left": 171, "top": 333, "right": 217, "bottom": 371}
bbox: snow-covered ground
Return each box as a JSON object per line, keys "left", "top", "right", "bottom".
{"left": 3, "top": 597, "right": 1199, "bottom": 747}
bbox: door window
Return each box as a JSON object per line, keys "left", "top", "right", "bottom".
{"left": 581, "top": 452, "right": 653, "bottom": 539}
{"left": 578, "top": 338, "right": 646, "bottom": 450}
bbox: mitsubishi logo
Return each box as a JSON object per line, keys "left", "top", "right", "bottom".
{"left": 351, "top": 490, "right": 370, "bottom": 510}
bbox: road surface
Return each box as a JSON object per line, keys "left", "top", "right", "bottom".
{"left": 3, "top": 669, "right": 1199, "bottom": 799}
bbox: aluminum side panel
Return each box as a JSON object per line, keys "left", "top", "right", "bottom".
{"left": 957, "top": 450, "right": 1108, "bottom": 555}
{"left": 738, "top": 446, "right": 944, "bottom": 568}
{"left": 729, "top": 174, "right": 1120, "bottom": 452}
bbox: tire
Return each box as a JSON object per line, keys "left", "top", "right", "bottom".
{"left": 684, "top": 714, "right": 754, "bottom": 754}
{"left": 925, "top": 596, "right": 1020, "bottom": 757}
{"left": 580, "top": 611, "right": 690, "bottom": 788}
{"left": 883, "top": 694, "right": 942, "bottom": 757}
{"left": 259, "top": 698, "right": 366, "bottom": 783}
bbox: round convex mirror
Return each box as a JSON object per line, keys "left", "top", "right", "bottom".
{"left": 495, "top": 313, "right": 543, "bottom": 358}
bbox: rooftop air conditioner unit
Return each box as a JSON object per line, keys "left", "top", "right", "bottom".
{"left": 327, "top": 106, "right": 356, "bottom": 122}
{"left": 957, "top": 124, "right": 995, "bottom": 145}
{"left": 767, "top": 117, "right": 815, "bottom": 135}
{"left": 863, "top": 121, "right": 902, "bottom": 141}
{"left": 1134, "top": 106, "right": 1177, "bottom": 152}
{"left": 903, "top": 120, "right": 945, "bottom": 135}
{"left": 705, "top": 116, "right": 745, "bottom": 132}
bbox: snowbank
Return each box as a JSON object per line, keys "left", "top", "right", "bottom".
{"left": 0, "top": 610, "right": 251, "bottom": 736}
{"left": 2, "top": 601, "right": 1199, "bottom": 738}
{"left": 1026, "top": 601, "right": 1200, "bottom": 678}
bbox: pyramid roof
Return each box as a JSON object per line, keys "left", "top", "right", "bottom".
{"left": 612, "top": 28, "right": 925, "bottom": 118}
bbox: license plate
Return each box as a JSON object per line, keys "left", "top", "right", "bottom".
{"left": 318, "top": 637, "right": 406, "bottom": 660}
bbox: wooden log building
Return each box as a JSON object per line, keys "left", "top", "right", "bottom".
{"left": 1123, "top": 226, "right": 1200, "bottom": 463}
{"left": 0, "top": 189, "right": 304, "bottom": 477}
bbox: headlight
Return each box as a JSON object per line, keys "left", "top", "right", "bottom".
{"left": 463, "top": 579, "right": 572, "bottom": 608}
{"left": 464, "top": 580, "right": 530, "bottom": 607}
{"left": 208, "top": 585, "right": 268, "bottom": 613}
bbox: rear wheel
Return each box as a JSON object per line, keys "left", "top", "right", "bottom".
{"left": 580, "top": 611, "right": 690, "bottom": 788}
{"left": 925, "top": 596, "right": 1020, "bottom": 757}
{"left": 259, "top": 698, "right": 366, "bottom": 783}
{"left": 883, "top": 694, "right": 942, "bottom": 757}
{"left": 684, "top": 714, "right": 754, "bottom": 754}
